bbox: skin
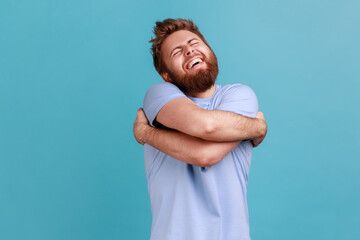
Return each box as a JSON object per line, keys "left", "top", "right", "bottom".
{"left": 134, "top": 109, "right": 266, "bottom": 167}
{"left": 133, "top": 30, "right": 267, "bottom": 167}
{"left": 160, "top": 30, "right": 217, "bottom": 98}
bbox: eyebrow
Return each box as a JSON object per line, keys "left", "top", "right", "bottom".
{"left": 169, "top": 38, "right": 199, "bottom": 57}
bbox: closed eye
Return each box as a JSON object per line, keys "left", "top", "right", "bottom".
{"left": 173, "top": 50, "right": 181, "bottom": 56}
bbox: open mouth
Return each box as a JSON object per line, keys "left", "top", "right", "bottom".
{"left": 192, "top": 61, "right": 201, "bottom": 68}
{"left": 186, "top": 58, "right": 203, "bottom": 70}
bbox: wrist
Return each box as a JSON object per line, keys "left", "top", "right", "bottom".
{"left": 141, "top": 124, "right": 154, "bottom": 144}
{"left": 257, "top": 119, "right": 267, "bottom": 137}
{"left": 134, "top": 122, "right": 151, "bottom": 145}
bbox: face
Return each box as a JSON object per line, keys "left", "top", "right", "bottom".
{"left": 160, "top": 30, "right": 219, "bottom": 96}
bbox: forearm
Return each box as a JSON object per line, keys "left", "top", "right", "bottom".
{"left": 156, "top": 98, "right": 267, "bottom": 142}
{"left": 141, "top": 125, "right": 240, "bottom": 167}
{"left": 199, "top": 109, "right": 267, "bottom": 142}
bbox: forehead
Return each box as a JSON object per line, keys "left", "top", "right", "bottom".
{"left": 161, "top": 30, "right": 203, "bottom": 55}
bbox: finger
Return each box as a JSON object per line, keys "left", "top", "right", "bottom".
{"left": 137, "top": 108, "right": 143, "bottom": 116}
{"left": 135, "top": 108, "right": 149, "bottom": 124}
{"left": 256, "top": 111, "right": 264, "bottom": 120}
{"left": 135, "top": 108, "right": 143, "bottom": 119}
{"left": 260, "top": 112, "right": 265, "bottom": 120}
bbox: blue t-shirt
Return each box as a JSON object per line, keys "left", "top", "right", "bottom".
{"left": 143, "top": 82, "right": 258, "bottom": 240}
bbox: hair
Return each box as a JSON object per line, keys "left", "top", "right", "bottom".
{"left": 150, "top": 18, "right": 211, "bottom": 75}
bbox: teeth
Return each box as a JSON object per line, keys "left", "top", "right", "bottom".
{"left": 188, "top": 58, "right": 203, "bottom": 69}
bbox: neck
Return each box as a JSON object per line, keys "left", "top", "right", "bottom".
{"left": 187, "top": 84, "right": 216, "bottom": 99}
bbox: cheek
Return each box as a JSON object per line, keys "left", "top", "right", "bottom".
{"left": 172, "top": 58, "right": 185, "bottom": 72}
{"left": 202, "top": 48, "right": 212, "bottom": 58}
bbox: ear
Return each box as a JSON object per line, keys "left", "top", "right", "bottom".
{"left": 161, "top": 72, "right": 172, "bottom": 83}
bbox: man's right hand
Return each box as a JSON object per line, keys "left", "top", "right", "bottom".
{"left": 133, "top": 108, "right": 150, "bottom": 145}
{"left": 252, "top": 112, "right": 267, "bottom": 147}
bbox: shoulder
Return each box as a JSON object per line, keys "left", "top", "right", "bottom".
{"left": 224, "top": 83, "right": 255, "bottom": 94}
{"left": 219, "top": 84, "right": 257, "bottom": 100}
{"left": 143, "top": 82, "right": 187, "bottom": 125}
{"left": 215, "top": 84, "right": 258, "bottom": 118}
{"left": 144, "top": 82, "right": 186, "bottom": 104}
{"left": 145, "top": 82, "right": 182, "bottom": 95}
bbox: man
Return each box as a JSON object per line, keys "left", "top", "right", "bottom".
{"left": 133, "top": 18, "right": 267, "bottom": 240}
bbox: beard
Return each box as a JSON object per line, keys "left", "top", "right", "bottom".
{"left": 166, "top": 50, "right": 219, "bottom": 97}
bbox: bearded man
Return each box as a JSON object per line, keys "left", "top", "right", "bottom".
{"left": 133, "top": 18, "right": 267, "bottom": 240}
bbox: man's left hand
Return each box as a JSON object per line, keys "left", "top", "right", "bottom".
{"left": 133, "top": 108, "right": 150, "bottom": 145}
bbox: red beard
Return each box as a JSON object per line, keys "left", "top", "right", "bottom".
{"left": 166, "top": 51, "right": 219, "bottom": 97}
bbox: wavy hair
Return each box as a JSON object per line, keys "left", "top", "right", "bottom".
{"left": 149, "top": 18, "right": 210, "bottom": 75}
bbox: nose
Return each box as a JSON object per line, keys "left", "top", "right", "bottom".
{"left": 185, "top": 46, "right": 195, "bottom": 56}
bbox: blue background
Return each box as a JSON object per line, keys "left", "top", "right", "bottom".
{"left": 1, "top": 0, "right": 359, "bottom": 239}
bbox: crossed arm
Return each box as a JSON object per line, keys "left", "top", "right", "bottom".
{"left": 133, "top": 97, "right": 267, "bottom": 167}
{"left": 155, "top": 97, "right": 266, "bottom": 141}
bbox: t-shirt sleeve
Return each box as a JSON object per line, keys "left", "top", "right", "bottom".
{"left": 143, "top": 82, "right": 187, "bottom": 127}
{"left": 216, "top": 84, "right": 258, "bottom": 118}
